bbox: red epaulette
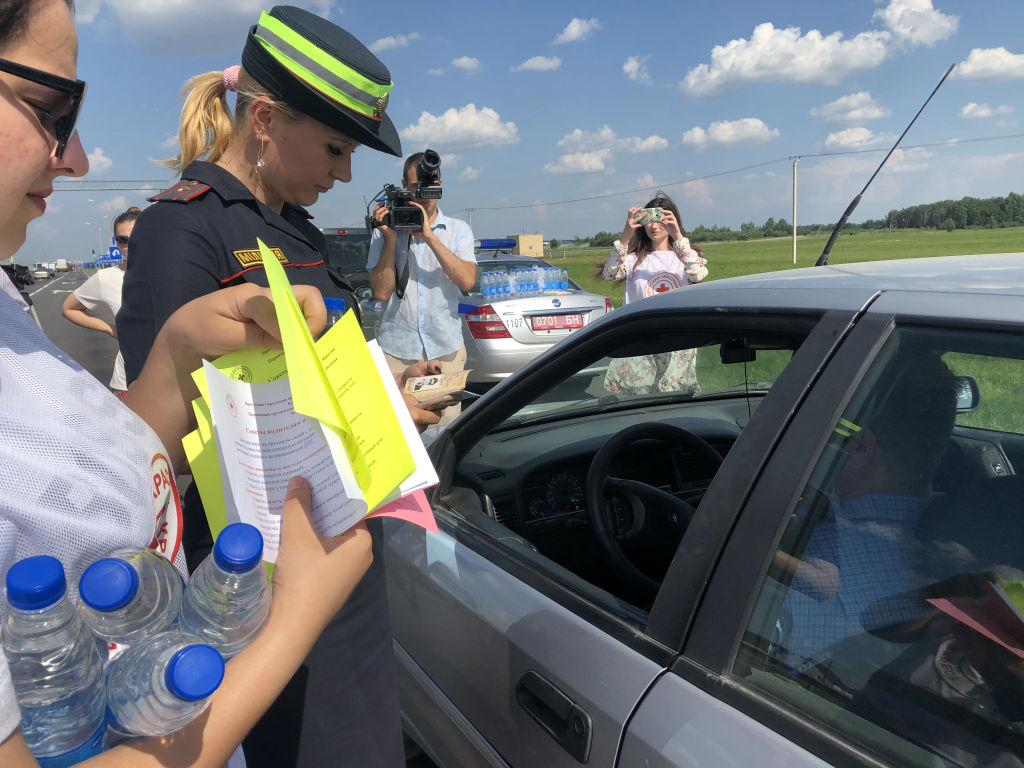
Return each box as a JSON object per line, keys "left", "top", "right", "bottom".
{"left": 147, "top": 179, "right": 212, "bottom": 203}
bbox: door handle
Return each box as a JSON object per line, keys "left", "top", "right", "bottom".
{"left": 516, "top": 670, "right": 592, "bottom": 763}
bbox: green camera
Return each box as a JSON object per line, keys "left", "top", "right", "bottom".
{"left": 633, "top": 207, "right": 663, "bottom": 223}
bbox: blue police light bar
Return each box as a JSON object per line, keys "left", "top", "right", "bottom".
{"left": 477, "top": 238, "right": 516, "bottom": 251}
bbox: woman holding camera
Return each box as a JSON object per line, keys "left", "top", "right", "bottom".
{"left": 117, "top": 6, "right": 419, "bottom": 766}
{"left": 601, "top": 193, "right": 708, "bottom": 394}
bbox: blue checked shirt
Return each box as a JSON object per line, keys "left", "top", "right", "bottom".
{"left": 777, "top": 493, "right": 932, "bottom": 671}
{"left": 366, "top": 209, "right": 476, "bottom": 360}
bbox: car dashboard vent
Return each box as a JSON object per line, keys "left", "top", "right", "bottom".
{"left": 478, "top": 469, "right": 506, "bottom": 482}
{"left": 489, "top": 494, "right": 519, "bottom": 530}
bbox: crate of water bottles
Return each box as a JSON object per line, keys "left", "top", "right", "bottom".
{"left": 1, "top": 522, "right": 271, "bottom": 764}
{"left": 481, "top": 266, "right": 569, "bottom": 299}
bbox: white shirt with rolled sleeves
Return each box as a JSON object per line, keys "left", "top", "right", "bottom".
{"left": 366, "top": 208, "right": 476, "bottom": 360}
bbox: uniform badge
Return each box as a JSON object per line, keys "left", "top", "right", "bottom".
{"left": 233, "top": 246, "right": 287, "bottom": 268}
{"left": 374, "top": 92, "right": 389, "bottom": 118}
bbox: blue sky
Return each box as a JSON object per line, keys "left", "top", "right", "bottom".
{"left": 21, "top": 0, "right": 1024, "bottom": 263}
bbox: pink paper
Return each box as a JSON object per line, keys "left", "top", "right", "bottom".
{"left": 367, "top": 489, "right": 438, "bottom": 534}
{"left": 928, "top": 580, "right": 1024, "bottom": 659}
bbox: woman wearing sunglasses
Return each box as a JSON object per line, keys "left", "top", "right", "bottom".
{"left": 0, "top": 2, "right": 375, "bottom": 766}
{"left": 61, "top": 205, "right": 140, "bottom": 396}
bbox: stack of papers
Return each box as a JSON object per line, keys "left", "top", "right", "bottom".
{"left": 182, "top": 240, "right": 438, "bottom": 562}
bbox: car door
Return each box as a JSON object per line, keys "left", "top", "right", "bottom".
{"left": 622, "top": 291, "right": 1024, "bottom": 767}
{"left": 384, "top": 300, "right": 864, "bottom": 767}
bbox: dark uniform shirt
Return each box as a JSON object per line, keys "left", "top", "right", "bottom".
{"left": 116, "top": 161, "right": 402, "bottom": 768}
{"left": 118, "top": 160, "right": 357, "bottom": 384}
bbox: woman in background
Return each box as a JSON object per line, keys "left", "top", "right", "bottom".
{"left": 601, "top": 192, "right": 709, "bottom": 394}
{"left": 61, "top": 205, "right": 139, "bottom": 396}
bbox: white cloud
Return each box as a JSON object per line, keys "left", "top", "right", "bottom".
{"left": 557, "top": 126, "right": 667, "bottom": 154}
{"left": 961, "top": 102, "right": 1015, "bottom": 119}
{"left": 682, "top": 118, "right": 780, "bottom": 149}
{"left": 680, "top": 179, "right": 714, "bottom": 208}
{"left": 510, "top": 56, "right": 561, "bottom": 72}
{"left": 811, "top": 91, "right": 890, "bottom": 124}
{"left": 97, "top": 195, "right": 128, "bottom": 213}
{"left": 553, "top": 18, "right": 601, "bottom": 45}
{"left": 77, "top": 1, "right": 339, "bottom": 56}
{"left": 544, "top": 149, "right": 612, "bottom": 175}
{"left": 86, "top": 147, "right": 113, "bottom": 174}
{"left": 458, "top": 167, "right": 481, "bottom": 182}
{"left": 680, "top": 23, "right": 889, "bottom": 96}
{"left": 635, "top": 173, "right": 657, "bottom": 188}
{"left": 824, "top": 126, "right": 897, "bottom": 148}
{"left": 159, "top": 135, "right": 178, "bottom": 150}
{"left": 955, "top": 47, "right": 1024, "bottom": 80}
{"left": 872, "top": 0, "right": 958, "bottom": 46}
{"left": 401, "top": 104, "right": 519, "bottom": 151}
{"left": 451, "top": 56, "right": 481, "bottom": 74}
{"left": 426, "top": 68, "right": 445, "bottom": 77}
{"left": 623, "top": 56, "right": 652, "bottom": 85}
{"left": 369, "top": 32, "right": 421, "bottom": 53}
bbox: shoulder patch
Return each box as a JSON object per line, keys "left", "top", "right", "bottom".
{"left": 147, "top": 179, "right": 212, "bottom": 204}
{"left": 233, "top": 246, "right": 288, "bottom": 269}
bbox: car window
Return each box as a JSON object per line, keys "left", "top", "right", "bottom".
{"left": 500, "top": 344, "right": 794, "bottom": 428}
{"left": 736, "top": 325, "right": 1024, "bottom": 768}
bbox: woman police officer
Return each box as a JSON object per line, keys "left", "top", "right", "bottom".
{"left": 117, "top": 7, "right": 417, "bottom": 767}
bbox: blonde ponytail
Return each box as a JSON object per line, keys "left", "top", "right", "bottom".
{"left": 161, "top": 71, "right": 234, "bottom": 173}
{"left": 162, "top": 68, "right": 300, "bottom": 174}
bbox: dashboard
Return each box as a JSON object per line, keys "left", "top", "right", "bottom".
{"left": 454, "top": 401, "right": 749, "bottom": 534}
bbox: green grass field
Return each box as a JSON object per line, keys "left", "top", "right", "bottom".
{"left": 539, "top": 226, "right": 1024, "bottom": 432}
{"left": 547, "top": 226, "right": 1024, "bottom": 307}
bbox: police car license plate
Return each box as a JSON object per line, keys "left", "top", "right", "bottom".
{"left": 531, "top": 313, "right": 583, "bottom": 330}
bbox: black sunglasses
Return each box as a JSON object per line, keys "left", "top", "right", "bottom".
{"left": 0, "top": 57, "right": 85, "bottom": 159}
{"left": 114, "top": 235, "right": 130, "bottom": 247}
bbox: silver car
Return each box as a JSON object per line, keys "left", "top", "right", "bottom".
{"left": 358, "top": 256, "right": 611, "bottom": 385}
{"left": 387, "top": 253, "right": 1024, "bottom": 768}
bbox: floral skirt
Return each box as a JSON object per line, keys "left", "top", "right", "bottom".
{"left": 603, "top": 349, "right": 700, "bottom": 395}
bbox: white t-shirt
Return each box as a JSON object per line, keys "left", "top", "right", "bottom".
{"left": 0, "top": 653, "right": 17, "bottom": 745}
{"left": 620, "top": 250, "right": 691, "bottom": 305}
{"left": 0, "top": 291, "right": 186, "bottom": 608}
{"left": 72, "top": 267, "right": 126, "bottom": 390}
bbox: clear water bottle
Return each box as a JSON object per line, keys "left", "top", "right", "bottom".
{"left": 178, "top": 522, "right": 272, "bottom": 659}
{"left": 105, "top": 631, "right": 224, "bottom": 738}
{"left": 481, "top": 271, "right": 494, "bottom": 298}
{"left": 2, "top": 556, "right": 107, "bottom": 766}
{"left": 560, "top": 269, "right": 570, "bottom": 290}
{"left": 78, "top": 548, "right": 184, "bottom": 654}
{"left": 500, "top": 271, "right": 511, "bottom": 297}
{"left": 323, "top": 297, "right": 348, "bottom": 329}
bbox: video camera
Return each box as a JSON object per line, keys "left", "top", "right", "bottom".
{"left": 366, "top": 149, "right": 442, "bottom": 231}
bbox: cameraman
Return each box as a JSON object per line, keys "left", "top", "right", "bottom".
{"left": 368, "top": 151, "right": 476, "bottom": 424}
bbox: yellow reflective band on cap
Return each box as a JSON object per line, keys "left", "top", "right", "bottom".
{"left": 255, "top": 12, "right": 391, "bottom": 121}
{"left": 833, "top": 417, "right": 862, "bottom": 438}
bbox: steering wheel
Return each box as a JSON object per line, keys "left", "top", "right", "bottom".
{"left": 586, "top": 423, "right": 724, "bottom": 600}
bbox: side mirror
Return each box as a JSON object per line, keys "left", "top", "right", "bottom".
{"left": 954, "top": 375, "right": 980, "bottom": 413}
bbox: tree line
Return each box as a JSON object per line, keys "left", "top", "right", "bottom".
{"left": 574, "top": 192, "right": 1024, "bottom": 246}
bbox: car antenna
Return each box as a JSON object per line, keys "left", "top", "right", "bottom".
{"left": 815, "top": 63, "right": 955, "bottom": 267}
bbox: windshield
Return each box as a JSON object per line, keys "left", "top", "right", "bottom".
{"left": 498, "top": 342, "right": 795, "bottom": 428}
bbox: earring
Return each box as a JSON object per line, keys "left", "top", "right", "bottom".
{"left": 256, "top": 136, "right": 265, "bottom": 171}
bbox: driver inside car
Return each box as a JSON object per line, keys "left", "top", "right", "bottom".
{"left": 771, "top": 353, "right": 959, "bottom": 673}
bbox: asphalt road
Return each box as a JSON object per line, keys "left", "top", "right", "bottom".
{"left": 25, "top": 268, "right": 120, "bottom": 385}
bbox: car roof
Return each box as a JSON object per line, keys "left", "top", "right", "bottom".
{"left": 634, "top": 253, "right": 1024, "bottom": 314}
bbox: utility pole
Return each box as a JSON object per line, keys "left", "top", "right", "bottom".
{"left": 466, "top": 208, "right": 473, "bottom": 231}
{"left": 791, "top": 156, "right": 799, "bottom": 265}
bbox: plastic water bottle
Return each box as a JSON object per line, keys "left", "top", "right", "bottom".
{"left": 324, "top": 297, "right": 347, "bottom": 328}
{"left": 500, "top": 271, "right": 511, "bottom": 297}
{"left": 105, "top": 631, "right": 224, "bottom": 738}
{"left": 481, "top": 271, "right": 494, "bottom": 298}
{"left": 77, "top": 547, "right": 184, "bottom": 654}
{"left": 560, "top": 269, "right": 570, "bottom": 290}
{"left": 2, "top": 556, "right": 107, "bottom": 766}
{"left": 178, "top": 522, "right": 272, "bottom": 659}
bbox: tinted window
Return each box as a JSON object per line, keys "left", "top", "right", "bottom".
{"left": 738, "top": 326, "right": 1024, "bottom": 768}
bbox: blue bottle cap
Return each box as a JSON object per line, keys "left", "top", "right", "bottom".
{"left": 323, "top": 297, "right": 348, "bottom": 312}
{"left": 5, "top": 555, "right": 66, "bottom": 610}
{"left": 213, "top": 523, "right": 264, "bottom": 573}
{"left": 78, "top": 558, "right": 139, "bottom": 612}
{"left": 165, "top": 644, "right": 224, "bottom": 701}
